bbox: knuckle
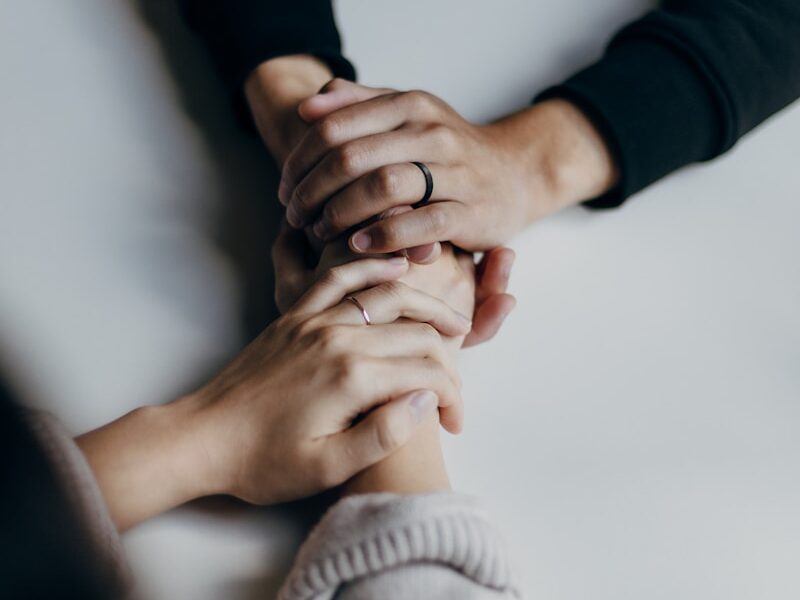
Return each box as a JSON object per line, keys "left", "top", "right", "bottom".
{"left": 323, "top": 200, "right": 347, "bottom": 229}
{"left": 371, "top": 166, "right": 403, "bottom": 199}
{"left": 316, "top": 117, "right": 341, "bottom": 147}
{"left": 333, "top": 354, "right": 362, "bottom": 387}
{"left": 426, "top": 207, "right": 449, "bottom": 236}
{"left": 372, "top": 221, "right": 402, "bottom": 249}
{"left": 293, "top": 181, "right": 311, "bottom": 210}
{"left": 378, "top": 280, "right": 407, "bottom": 301}
{"left": 315, "top": 325, "right": 343, "bottom": 353}
{"left": 293, "top": 316, "right": 319, "bottom": 340}
{"left": 333, "top": 143, "right": 363, "bottom": 176}
{"left": 404, "top": 89, "right": 436, "bottom": 115}
{"left": 428, "top": 123, "right": 458, "bottom": 151}
{"left": 319, "top": 265, "right": 345, "bottom": 288}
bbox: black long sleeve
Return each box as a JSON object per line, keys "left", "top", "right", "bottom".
{"left": 179, "top": 1, "right": 800, "bottom": 209}
{"left": 539, "top": 0, "right": 800, "bottom": 208}
{"left": 178, "top": 0, "right": 355, "bottom": 91}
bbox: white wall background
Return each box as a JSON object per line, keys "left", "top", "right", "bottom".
{"left": 1, "top": 1, "right": 798, "bottom": 598}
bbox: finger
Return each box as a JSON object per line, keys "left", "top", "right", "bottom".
{"left": 474, "top": 247, "right": 515, "bottom": 306}
{"left": 403, "top": 242, "right": 441, "bottom": 264}
{"left": 341, "top": 322, "right": 461, "bottom": 393}
{"left": 339, "top": 357, "right": 463, "bottom": 433}
{"left": 286, "top": 126, "right": 456, "bottom": 227}
{"left": 292, "top": 257, "right": 409, "bottom": 315}
{"left": 271, "top": 223, "right": 315, "bottom": 313}
{"left": 297, "top": 79, "right": 394, "bottom": 122}
{"left": 332, "top": 322, "right": 455, "bottom": 362}
{"left": 324, "top": 280, "right": 472, "bottom": 336}
{"left": 311, "top": 162, "right": 457, "bottom": 241}
{"left": 283, "top": 90, "right": 440, "bottom": 205}
{"left": 327, "top": 389, "right": 439, "bottom": 478}
{"left": 462, "top": 293, "right": 516, "bottom": 348}
{"left": 349, "top": 202, "right": 465, "bottom": 255}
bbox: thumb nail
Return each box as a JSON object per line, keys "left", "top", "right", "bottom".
{"left": 408, "top": 390, "right": 437, "bottom": 424}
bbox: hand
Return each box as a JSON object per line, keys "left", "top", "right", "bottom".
{"left": 245, "top": 58, "right": 383, "bottom": 167}
{"left": 79, "top": 257, "right": 469, "bottom": 529}
{"left": 279, "top": 79, "right": 618, "bottom": 256}
{"left": 272, "top": 223, "right": 516, "bottom": 347}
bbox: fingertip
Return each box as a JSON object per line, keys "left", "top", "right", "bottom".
{"left": 350, "top": 230, "right": 373, "bottom": 253}
{"left": 439, "top": 407, "right": 464, "bottom": 435}
{"left": 297, "top": 94, "right": 327, "bottom": 122}
{"left": 408, "top": 389, "right": 438, "bottom": 424}
{"left": 404, "top": 242, "right": 441, "bottom": 264}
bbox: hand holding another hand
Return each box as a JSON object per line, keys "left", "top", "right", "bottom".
{"left": 279, "top": 79, "right": 617, "bottom": 258}
{"left": 80, "top": 257, "right": 469, "bottom": 528}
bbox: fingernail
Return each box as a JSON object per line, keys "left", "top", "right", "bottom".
{"left": 278, "top": 180, "right": 289, "bottom": 205}
{"left": 502, "top": 253, "right": 516, "bottom": 280}
{"left": 388, "top": 256, "right": 408, "bottom": 266}
{"left": 312, "top": 219, "right": 329, "bottom": 240}
{"left": 408, "top": 390, "right": 437, "bottom": 424}
{"left": 351, "top": 231, "right": 372, "bottom": 252}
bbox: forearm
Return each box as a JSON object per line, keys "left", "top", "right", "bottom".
{"left": 244, "top": 55, "right": 333, "bottom": 166}
{"left": 76, "top": 395, "right": 217, "bottom": 532}
{"left": 486, "top": 98, "right": 619, "bottom": 222}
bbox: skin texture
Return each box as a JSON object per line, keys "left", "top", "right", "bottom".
{"left": 279, "top": 79, "right": 619, "bottom": 256}
{"left": 244, "top": 57, "right": 516, "bottom": 348}
{"left": 343, "top": 244, "right": 476, "bottom": 496}
{"left": 78, "top": 258, "right": 470, "bottom": 530}
{"left": 277, "top": 234, "right": 476, "bottom": 497}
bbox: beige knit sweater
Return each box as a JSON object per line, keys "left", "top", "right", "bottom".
{"left": 29, "top": 410, "right": 522, "bottom": 599}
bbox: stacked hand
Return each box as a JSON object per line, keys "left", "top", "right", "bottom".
{"left": 79, "top": 257, "right": 469, "bottom": 529}
{"left": 246, "top": 64, "right": 518, "bottom": 347}
{"left": 278, "top": 79, "right": 617, "bottom": 261}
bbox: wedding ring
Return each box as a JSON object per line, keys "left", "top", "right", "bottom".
{"left": 345, "top": 296, "right": 371, "bottom": 325}
{"left": 411, "top": 161, "right": 434, "bottom": 206}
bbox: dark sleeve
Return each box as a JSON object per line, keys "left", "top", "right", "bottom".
{"left": 537, "top": 0, "right": 800, "bottom": 208}
{"left": 178, "top": 0, "right": 356, "bottom": 92}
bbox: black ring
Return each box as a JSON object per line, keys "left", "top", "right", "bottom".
{"left": 411, "top": 161, "right": 434, "bottom": 207}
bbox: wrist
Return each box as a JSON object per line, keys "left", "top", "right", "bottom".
{"left": 244, "top": 55, "right": 334, "bottom": 165}
{"left": 76, "top": 396, "right": 215, "bottom": 531}
{"left": 342, "top": 413, "right": 450, "bottom": 497}
{"left": 488, "top": 99, "right": 619, "bottom": 222}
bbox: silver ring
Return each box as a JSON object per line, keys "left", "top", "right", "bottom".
{"left": 345, "top": 296, "right": 371, "bottom": 325}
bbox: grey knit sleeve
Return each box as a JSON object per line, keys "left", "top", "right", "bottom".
{"left": 23, "top": 409, "right": 133, "bottom": 597}
{"left": 278, "top": 492, "right": 522, "bottom": 600}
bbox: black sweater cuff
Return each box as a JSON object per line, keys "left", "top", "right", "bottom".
{"left": 180, "top": 0, "right": 356, "bottom": 92}
{"left": 537, "top": 36, "right": 721, "bottom": 209}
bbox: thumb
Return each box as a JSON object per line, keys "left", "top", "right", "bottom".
{"left": 330, "top": 389, "right": 438, "bottom": 473}
{"left": 298, "top": 78, "right": 394, "bottom": 122}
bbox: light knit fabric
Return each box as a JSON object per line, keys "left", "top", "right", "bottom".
{"left": 23, "top": 410, "right": 521, "bottom": 599}
{"left": 24, "top": 409, "right": 133, "bottom": 598}
{"left": 278, "top": 492, "right": 522, "bottom": 600}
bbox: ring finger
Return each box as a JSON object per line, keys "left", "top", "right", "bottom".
{"left": 312, "top": 162, "right": 460, "bottom": 241}
{"left": 322, "top": 280, "right": 471, "bottom": 336}
{"left": 286, "top": 127, "right": 456, "bottom": 228}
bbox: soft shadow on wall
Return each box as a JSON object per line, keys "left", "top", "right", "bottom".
{"left": 133, "top": 0, "right": 285, "bottom": 339}
{"left": 130, "top": 3, "right": 322, "bottom": 598}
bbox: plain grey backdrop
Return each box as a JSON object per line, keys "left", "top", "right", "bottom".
{"left": 1, "top": 1, "right": 799, "bottom": 598}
